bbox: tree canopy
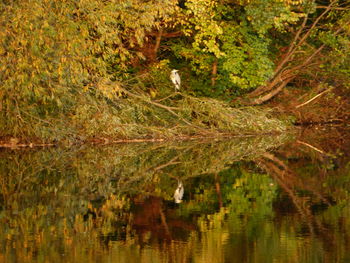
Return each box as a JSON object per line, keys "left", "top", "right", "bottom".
{"left": 0, "top": 0, "right": 349, "bottom": 142}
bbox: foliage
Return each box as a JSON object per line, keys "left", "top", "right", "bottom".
{"left": 0, "top": 60, "right": 290, "bottom": 143}
{"left": 172, "top": 0, "right": 306, "bottom": 95}
{"left": 311, "top": 10, "right": 350, "bottom": 87}
{"left": 0, "top": 0, "right": 178, "bottom": 140}
{"left": 220, "top": 25, "right": 275, "bottom": 89}
{"left": 0, "top": 0, "right": 349, "bottom": 141}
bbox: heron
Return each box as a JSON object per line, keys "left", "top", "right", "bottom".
{"left": 174, "top": 180, "right": 184, "bottom": 204}
{"left": 170, "top": 69, "right": 181, "bottom": 92}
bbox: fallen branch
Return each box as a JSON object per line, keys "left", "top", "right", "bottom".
{"left": 151, "top": 156, "right": 181, "bottom": 172}
{"left": 0, "top": 143, "right": 55, "bottom": 148}
{"left": 250, "top": 76, "right": 294, "bottom": 105}
{"left": 155, "top": 92, "right": 179, "bottom": 102}
{"left": 295, "top": 86, "right": 334, "bottom": 108}
{"left": 296, "top": 140, "right": 325, "bottom": 154}
{"left": 118, "top": 85, "right": 193, "bottom": 126}
{"left": 117, "top": 85, "right": 215, "bottom": 135}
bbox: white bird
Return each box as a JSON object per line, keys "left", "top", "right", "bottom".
{"left": 170, "top": 69, "right": 181, "bottom": 92}
{"left": 174, "top": 180, "right": 184, "bottom": 204}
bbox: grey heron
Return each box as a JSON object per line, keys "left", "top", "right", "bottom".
{"left": 174, "top": 180, "right": 184, "bottom": 204}
{"left": 170, "top": 69, "right": 181, "bottom": 92}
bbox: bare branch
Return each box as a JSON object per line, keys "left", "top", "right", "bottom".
{"left": 272, "top": 15, "right": 309, "bottom": 77}
{"left": 295, "top": 86, "right": 334, "bottom": 108}
{"left": 250, "top": 77, "right": 293, "bottom": 105}
{"left": 296, "top": 140, "right": 326, "bottom": 154}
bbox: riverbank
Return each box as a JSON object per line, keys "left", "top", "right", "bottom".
{"left": 3, "top": 80, "right": 349, "bottom": 149}
{"left": 0, "top": 88, "right": 289, "bottom": 148}
{"left": 266, "top": 84, "right": 350, "bottom": 126}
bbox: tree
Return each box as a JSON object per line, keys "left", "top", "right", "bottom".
{"left": 171, "top": 0, "right": 306, "bottom": 97}
{"left": 0, "top": 0, "right": 178, "bottom": 137}
{"left": 246, "top": 0, "right": 350, "bottom": 105}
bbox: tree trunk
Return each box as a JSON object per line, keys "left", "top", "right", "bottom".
{"left": 243, "top": 1, "right": 339, "bottom": 105}
{"left": 211, "top": 59, "right": 218, "bottom": 86}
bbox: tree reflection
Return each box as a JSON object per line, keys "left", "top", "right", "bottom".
{"left": 1, "top": 129, "right": 350, "bottom": 262}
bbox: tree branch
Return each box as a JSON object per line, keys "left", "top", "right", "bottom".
{"left": 250, "top": 77, "right": 293, "bottom": 105}
{"left": 295, "top": 86, "right": 334, "bottom": 108}
{"left": 246, "top": 1, "right": 338, "bottom": 102}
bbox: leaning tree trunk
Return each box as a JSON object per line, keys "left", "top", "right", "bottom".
{"left": 245, "top": 1, "right": 340, "bottom": 105}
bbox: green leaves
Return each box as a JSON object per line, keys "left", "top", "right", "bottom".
{"left": 172, "top": 0, "right": 305, "bottom": 94}
{"left": 220, "top": 26, "right": 275, "bottom": 89}
{"left": 245, "top": 0, "right": 304, "bottom": 35}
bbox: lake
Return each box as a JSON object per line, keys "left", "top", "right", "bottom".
{"left": 1, "top": 126, "right": 350, "bottom": 262}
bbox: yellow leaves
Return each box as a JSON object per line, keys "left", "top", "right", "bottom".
{"left": 230, "top": 75, "right": 249, "bottom": 88}
{"left": 155, "top": 59, "right": 170, "bottom": 69}
{"left": 42, "top": 20, "right": 50, "bottom": 29}
{"left": 96, "top": 79, "right": 123, "bottom": 99}
{"left": 0, "top": 0, "right": 230, "bottom": 114}
{"left": 273, "top": 10, "right": 305, "bottom": 30}
{"left": 184, "top": 0, "right": 225, "bottom": 57}
{"left": 60, "top": 56, "right": 67, "bottom": 63}
{"left": 284, "top": 0, "right": 304, "bottom": 6}
{"left": 243, "top": 0, "right": 303, "bottom": 4}
{"left": 149, "top": 88, "right": 157, "bottom": 98}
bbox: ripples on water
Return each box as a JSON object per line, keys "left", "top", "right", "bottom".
{"left": 1, "top": 127, "right": 350, "bottom": 263}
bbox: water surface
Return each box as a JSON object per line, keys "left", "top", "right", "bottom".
{"left": 1, "top": 127, "right": 350, "bottom": 262}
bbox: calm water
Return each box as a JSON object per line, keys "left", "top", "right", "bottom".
{"left": 1, "top": 127, "right": 350, "bottom": 263}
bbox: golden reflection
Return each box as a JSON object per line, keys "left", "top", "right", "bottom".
{"left": 1, "top": 132, "right": 350, "bottom": 262}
